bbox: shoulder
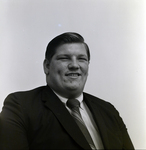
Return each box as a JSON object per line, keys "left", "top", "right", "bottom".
{"left": 83, "top": 92, "right": 126, "bottom": 128}
{"left": 83, "top": 92, "right": 119, "bottom": 115}
{"left": 10, "top": 86, "right": 46, "bottom": 96}
{"left": 7, "top": 86, "right": 46, "bottom": 97}
{"left": 1, "top": 86, "right": 48, "bottom": 119}
{"left": 4, "top": 86, "right": 47, "bottom": 106}
{"left": 83, "top": 92, "right": 112, "bottom": 106}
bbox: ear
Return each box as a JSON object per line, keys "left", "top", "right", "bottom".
{"left": 43, "top": 59, "right": 50, "bottom": 75}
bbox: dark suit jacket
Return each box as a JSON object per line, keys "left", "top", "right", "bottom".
{"left": 0, "top": 86, "right": 134, "bottom": 149}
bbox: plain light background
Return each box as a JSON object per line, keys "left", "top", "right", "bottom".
{"left": 0, "top": 0, "right": 146, "bottom": 149}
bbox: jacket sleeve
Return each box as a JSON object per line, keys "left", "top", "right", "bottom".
{"left": 0, "top": 94, "right": 29, "bottom": 150}
{"left": 113, "top": 105, "right": 135, "bottom": 149}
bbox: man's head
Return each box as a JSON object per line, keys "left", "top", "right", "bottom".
{"left": 45, "top": 32, "right": 90, "bottom": 62}
{"left": 43, "top": 32, "right": 90, "bottom": 98}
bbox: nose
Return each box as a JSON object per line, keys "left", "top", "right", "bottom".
{"left": 68, "top": 59, "right": 79, "bottom": 70}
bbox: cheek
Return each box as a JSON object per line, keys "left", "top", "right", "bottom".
{"left": 57, "top": 70, "right": 63, "bottom": 76}
{"left": 51, "top": 63, "right": 65, "bottom": 74}
{"left": 56, "top": 66, "right": 66, "bottom": 77}
{"left": 82, "top": 65, "right": 89, "bottom": 74}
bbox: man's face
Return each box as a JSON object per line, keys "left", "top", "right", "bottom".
{"left": 45, "top": 43, "right": 89, "bottom": 98}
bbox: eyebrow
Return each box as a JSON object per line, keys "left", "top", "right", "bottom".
{"left": 56, "top": 54, "right": 70, "bottom": 57}
{"left": 78, "top": 54, "right": 88, "bottom": 57}
{"left": 56, "top": 54, "right": 88, "bottom": 57}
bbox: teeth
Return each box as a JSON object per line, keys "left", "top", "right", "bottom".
{"left": 69, "top": 74, "right": 78, "bottom": 76}
{"left": 67, "top": 73, "right": 80, "bottom": 77}
{"left": 66, "top": 73, "right": 80, "bottom": 77}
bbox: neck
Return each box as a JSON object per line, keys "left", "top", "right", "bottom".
{"left": 49, "top": 87, "right": 82, "bottom": 99}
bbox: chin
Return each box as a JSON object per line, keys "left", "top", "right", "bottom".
{"left": 66, "top": 85, "right": 83, "bottom": 93}
{"left": 66, "top": 84, "right": 79, "bottom": 89}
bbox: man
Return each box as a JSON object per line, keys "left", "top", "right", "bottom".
{"left": 0, "top": 32, "right": 134, "bottom": 149}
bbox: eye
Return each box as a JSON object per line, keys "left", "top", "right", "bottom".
{"left": 78, "top": 57, "right": 88, "bottom": 61}
{"left": 57, "top": 57, "right": 69, "bottom": 61}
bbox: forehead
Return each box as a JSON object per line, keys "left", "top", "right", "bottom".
{"left": 54, "top": 43, "right": 87, "bottom": 56}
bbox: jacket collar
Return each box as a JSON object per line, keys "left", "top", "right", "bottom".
{"left": 83, "top": 94, "right": 110, "bottom": 149}
{"left": 42, "top": 86, "right": 91, "bottom": 150}
{"left": 83, "top": 93, "right": 124, "bottom": 149}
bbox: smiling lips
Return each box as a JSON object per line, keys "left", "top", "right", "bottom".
{"left": 65, "top": 73, "right": 81, "bottom": 78}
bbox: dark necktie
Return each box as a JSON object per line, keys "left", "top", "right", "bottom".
{"left": 66, "top": 99, "right": 96, "bottom": 150}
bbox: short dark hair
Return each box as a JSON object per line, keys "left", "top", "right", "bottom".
{"left": 45, "top": 32, "right": 90, "bottom": 62}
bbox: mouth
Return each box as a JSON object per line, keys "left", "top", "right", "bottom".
{"left": 65, "top": 73, "right": 81, "bottom": 78}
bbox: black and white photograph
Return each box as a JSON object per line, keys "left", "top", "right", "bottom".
{"left": 0, "top": 0, "right": 145, "bottom": 149}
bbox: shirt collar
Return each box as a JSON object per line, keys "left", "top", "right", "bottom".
{"left": 52, "top": 90, "right": 83, "bottom": 105}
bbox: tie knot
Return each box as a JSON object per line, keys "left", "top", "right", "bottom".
{"left": 66, "top": 99, "right": 80, "bottom": 109}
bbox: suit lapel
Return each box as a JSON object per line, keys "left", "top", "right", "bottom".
{"left": 42, "top": 86, "right": 91, "bottom": 150}
{"left": 84, "top": 94, "right": 110, "bottom": 149}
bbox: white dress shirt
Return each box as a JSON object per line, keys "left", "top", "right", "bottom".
{"left": 54, "top": 91, "right": 104, "bottom": 149}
